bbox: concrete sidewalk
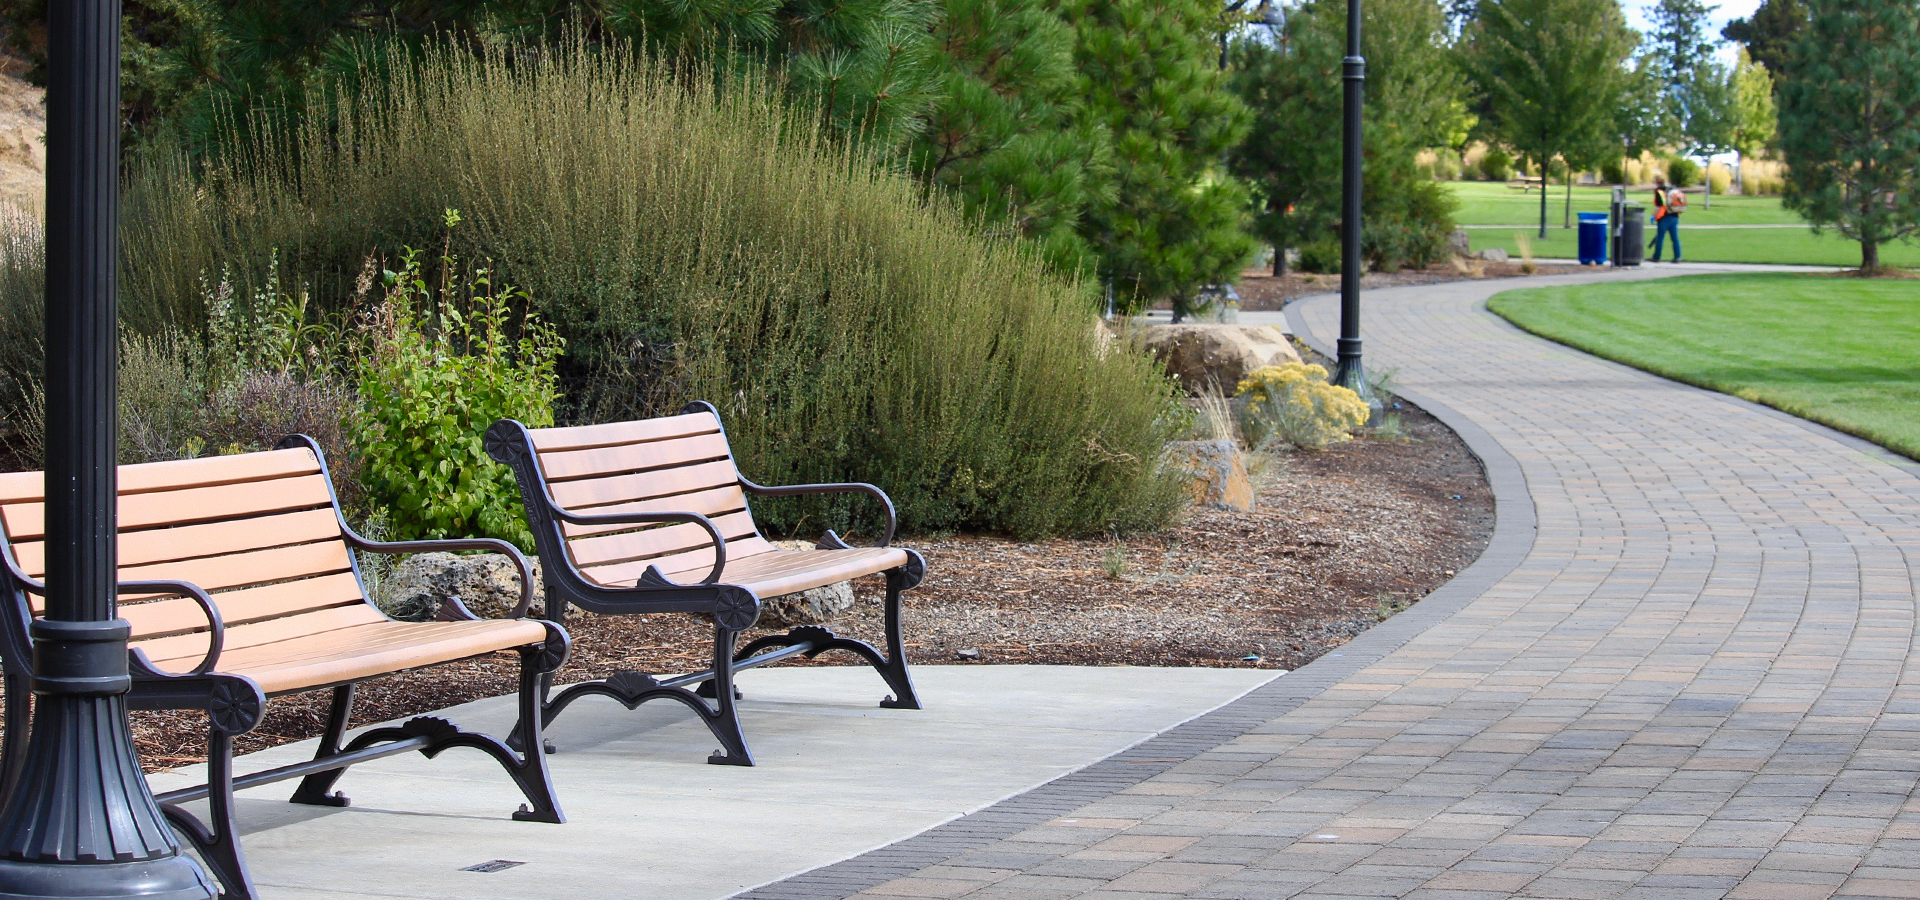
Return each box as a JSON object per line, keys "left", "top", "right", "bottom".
{"left": 150, "top": 666, "right": 1276, "bottom": 900}
{"left": 741, "top": 268, "right": 1920, "bottom": 900}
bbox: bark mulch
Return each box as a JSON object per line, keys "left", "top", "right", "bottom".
{"left": 7, "top": 397, "right": 1494, "bottom": 773}
{"left": 1228, "top": 260, "right": 1586, "bottom": 311}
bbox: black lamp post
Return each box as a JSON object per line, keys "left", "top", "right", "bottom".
{"left": 0, "top": 2, "right": 215, "bottom": 897}
{"left": 1331, "top": 0, "right": 1382, "bottom": 422}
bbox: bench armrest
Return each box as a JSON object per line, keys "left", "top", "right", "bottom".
{"left": 118, "top": 580, "right": 226, "bottom": 675}
{"left": 740, "top": 478, "right": 898, "bottom": 548}
{"left": 0, "top": 550, "right": 225, "bottom": 675}
{"left": 341, "top": 532, "right": 540, "bottom": 619}
{"left": 546, "top": 506, "right": 728, "bottom": 586}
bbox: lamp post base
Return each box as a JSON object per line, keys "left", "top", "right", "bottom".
{"left": 0, "top": 856, "right": 215, "bottom": 900}
{"left": 1331, "top": 338, "right": 1384, "bottom": 426}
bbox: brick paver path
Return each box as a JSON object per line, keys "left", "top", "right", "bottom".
{"left": 748, "top": 271, "right": 1920, "bottom": 900}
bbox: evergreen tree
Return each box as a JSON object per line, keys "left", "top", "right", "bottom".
{"left": 1722, "top": 0, "right": 1807, "bottom": 76}
{"left": 1646, "top": 0, "right": 1719, "bottom": 88}
{"left": 1228, "top": 0, "right": 1465, "bottom": 273}
{"left": 1065, "top": 0, "right": 1253, "bottom": 316}
{"left": 1645, "top": 0, "right": 1736, "bottom": 158}
{"left": 910, "top": 0, "right": 1106, "bottom": 272}
{"left": 1462, "top": 0, "right": 1636, "bottom": 238}
{"left": 1778, "top": 0, "right": 1920, "bottom": 273}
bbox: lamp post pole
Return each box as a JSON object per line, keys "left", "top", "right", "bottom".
{"left": 0, "top": 2, "right": 215, "bottom": 897}
{"left": 1332, "top": 0, "right": 1382, "bottom": 422}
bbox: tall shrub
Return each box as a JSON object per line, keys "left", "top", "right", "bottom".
{"left": 0, "top": 38, "right": 1185, "bottom": 538}
{"left": 1064, "top": 0, "right": 1254, "bottom": 317}
{"left": 911, "top": 0, "right": 1107, "bottom": 273}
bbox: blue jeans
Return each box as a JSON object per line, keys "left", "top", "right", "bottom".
{"left": 1652, "top": 214, "right": 1681, "bottom": 261}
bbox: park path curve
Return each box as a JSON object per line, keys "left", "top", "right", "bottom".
{"left": 746, "top": 265, "right": 1920, "bottom": 900}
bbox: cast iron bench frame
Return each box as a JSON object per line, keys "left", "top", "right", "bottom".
{"left": 486, "top": 401, "right": 925, "bottom": 767}
{"left": 0, "top": 436, "right": 569, "bottom": 900}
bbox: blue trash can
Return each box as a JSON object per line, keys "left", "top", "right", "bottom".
{"left": 1577, "top": 212, "right": 1609, "bottom": 265}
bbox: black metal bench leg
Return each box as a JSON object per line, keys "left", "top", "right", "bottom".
{"left": 289, "top": 684, "right": 355, "bottom": 806}
{"left": 877, "top": 568, "right": 921, "bottom": 710}
{"left": 1, "top": 673, "right": 28, "bottom": 800}
{"left": 506, "top": 647, "right": 566, "bottom": 823}
{"left": 164, "top": 728, "right": 257, "bottom": 900}
{"left": 705, "top": 625, "right": 754, "bottom": 767}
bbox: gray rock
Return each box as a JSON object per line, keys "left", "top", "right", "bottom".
{"left": 1136, "top": 324, "right": 1303, "bottom": 395}
{"left": 1447, "top": 229, "right": 1473, "bottom": 256}
{"left": 376, "top": 551, "right": 543, "bottom": 621}
{"left": 757, "top": 541, "right": 858, "bottom": 626}
{"left": 1164, "top": 438, "right": 1255, "bottom": 512}
{"left": 1478, "top": 247, "right": 1509, "bottom": 262}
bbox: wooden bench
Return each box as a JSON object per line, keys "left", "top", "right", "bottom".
{"left": 1507, "top": 176, "right": 1546, "bottom": 192}
{"left": 0, "top": 437, "right": 570, "bottom": 900}
{"left": 485, "top": 401, "right": 925, "bottom": 766}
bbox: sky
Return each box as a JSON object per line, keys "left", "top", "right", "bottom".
{"left": 1626, "top": 0, "right": 1762, "bottom": 66}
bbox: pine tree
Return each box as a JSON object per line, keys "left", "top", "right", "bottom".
{"left": 1463, "top": 0, "right": 1636, "bottom": 238}
{"left": 910, "top": 0, "right": 1105, "bottom": 272}
{"left": 1645, "top": 0, "right": 1734, "bottom": 159}
{"left": 1778, "top": 0, "right": 1920, "bottom": 273}
{"left": 1228, "top": 0, "right": 1466, "bottom": 273}
{"left": 1064, "top": 0, "right": 1254, "bottom": 317}
{"left": 1723, "top": 0, "right": 1807, "bottom": 76}
{"left": 1647, "top": 0, "right": 1719, "bottom": 89}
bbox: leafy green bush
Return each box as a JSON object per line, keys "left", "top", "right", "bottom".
{"left": 1479, "top": 147, "right": 1514, "bottom": 181}
{"left": 1599, "top": 157, "right": 1627, "bottom": 185}
{"left": 354, "top": 239, "right": 563, "bottom": 551}
{"left": 1666, "top": 156, "right": 1700, "bottom": 187}
{"left": 1235, "top": 363, "right": 1369, "bottom": 450}
{"left": 0, "top": 37, "right": 1184, "bottom": 538}
{"left": 1297, "top": 240, "right": 1343, "bottom": 274}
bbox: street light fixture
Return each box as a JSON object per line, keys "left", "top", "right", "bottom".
{"left": 1332, "top": 0, "right": 1382, "bottom": 422}
{"left": 0, "top": 2, "right": 216, "bottom": 898}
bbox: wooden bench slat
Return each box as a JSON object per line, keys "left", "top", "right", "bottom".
{"left": 537, "top": 432, "right": 734, "bottom": 482}
{"left": 0, "top": 448, "right": 320, "bottom": 505}
{"left": 563, "top": 511, "right": 760, "bottom": 568}
{"left": 117, "top": 573, "right": 366, "bottom": 641}
{"left": 665, "top": 547, "right": 909, "bottom": 598}
{"left": 117, "top": 540, "right": 355, "bottom": 598}
{"left": 544, "top": 460, "right": 741, "bottom": 510}
{"left": 0, "top": 473, "right": 335, "bottom": 541}
{"left": 133, "top": 603, "right": 388, "bottom": 668}
{"left": 528, "top": 412, "right": 720, "bottom": 454}
{"left": 557, "top": 486, "right": 751, "bottom": 539}
{"left": 578, "top": 536, "right": 775, "bottom": 588}
{"left": 162, "top": 620, "right": 549, "bottom": 695}
{"left": 8, "top": 508, "right": 342, "bottom": 577}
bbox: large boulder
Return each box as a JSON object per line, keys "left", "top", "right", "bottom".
{"left": 757, "top": 541, "right": 858, "bottom": 627}
{"left": 1164, "top": 439, "right": 1255, "bottom": 512}
{"left": 1137, "top": 324, "right": 1303, "bottom": 394}
{"left": 1447, "top": 229, "right": 1472, "bottom": 257}
{"left": 376, "top": 552, "right": 544, "bottom": 620}
{"left": 1478, "top": 247, "right": 1509, "bottom": 263}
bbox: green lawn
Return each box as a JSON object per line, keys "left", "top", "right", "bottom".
{"left": 1488, "top": 273, "right": 1920, "bottom": 459}
{"left": 1449, "top": 180, "right": 1802, "bottom": 226}
{"left": 1443, "top": 181, "right": 1920, "bottom": 268}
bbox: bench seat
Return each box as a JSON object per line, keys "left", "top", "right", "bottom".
{"left": 135, "top": 613, "right": 550, "bottom": 696}
{"left": 620, "top": 547, "right": 911, "bottom": 598}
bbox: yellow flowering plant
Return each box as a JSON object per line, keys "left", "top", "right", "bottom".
{"left": 1235, "top": 363, "right": 1369, "bottom": 450}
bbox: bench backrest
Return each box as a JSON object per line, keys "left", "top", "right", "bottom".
{"left": 0, "top": 446, "right": 371, "bottom": 674}
{"left": 520, "top": 408, "right": 772, "bottom": 586}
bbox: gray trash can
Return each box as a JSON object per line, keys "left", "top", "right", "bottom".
{"left": 1616, "top": 202, "right": 1645, "bottom": 267}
